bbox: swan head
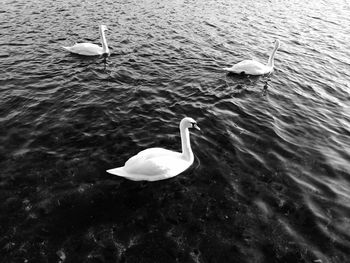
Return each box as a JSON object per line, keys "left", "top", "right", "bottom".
{"left": 100, "top": 25, "right": 108, "bottom": 32}
{"left": 274, "top": 39, "right": 280, "bottom": 49}
{"left": 180, "top": 117, "right": 200, "bottom": 131}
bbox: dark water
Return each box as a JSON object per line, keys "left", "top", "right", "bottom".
{"left": 1, "top": 0, "right": 350, "bottom": 262}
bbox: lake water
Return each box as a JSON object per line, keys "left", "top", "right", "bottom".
{"left": 1, "top": 0, "right": 350, "bottom": 262}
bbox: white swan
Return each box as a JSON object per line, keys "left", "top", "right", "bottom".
{"left": 223, "top": 39, "right": 280, "bottom": 75}
{"left": 107, "top": 117, "right": 200, "bottom": 181}
{"left": 62, "top": 25, "right": 110, "bottom": 57}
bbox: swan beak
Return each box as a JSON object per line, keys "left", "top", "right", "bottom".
{"left": 193, "top": 123, "right": 200, "bottom": 131}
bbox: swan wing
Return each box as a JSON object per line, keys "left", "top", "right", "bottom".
{"left": 124, "top": 155, "right": 189, "bottom": 180}
{"left": 107, "top": 147, "right": 191, "bottom": 181}
{"left": 224, "top": 60, "right": 270, "bottom": 75}
{"left": 124, "top": 148, "right": 177, "bottom": 166}
{"left": 107, "top": 157, "right": 189, "bottom": 181}
{"left": 63, "top": 43, "right": 103, "bottom": 56}
{"left": 126, "top": 156, "right": 172, "bottom": 175}
{"left": 124, "top": 148, "right": 181, "bottom": 175}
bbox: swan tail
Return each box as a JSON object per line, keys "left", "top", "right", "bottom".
{"left": 106, "top": 167, "right": 165, "bottom": 182}
{"left": 107, "top": 167, "right": 140, "bottom": 181}
{"left": 107, "top": 167, "right": 128, "bottom": 177}
{"left": 222, "top": 67, "right": 233, "bottom": 71}
{"left": 62, "top": 46, "right": 72, "bottom": 52}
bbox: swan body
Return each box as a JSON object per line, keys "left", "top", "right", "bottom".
{"left": 62, "top": 25, "right": 109, "bottom": 56}
{"left": 223, "top": 39, "right": 280, "bottom": 75}
{"left": 107, "top": 117, "right": 200, "bottom": 181}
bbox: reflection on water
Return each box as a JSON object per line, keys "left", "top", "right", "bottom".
{"left": 1, "top": 0, "right": 350, "bottom": 262}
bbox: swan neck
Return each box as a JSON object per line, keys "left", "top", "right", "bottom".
{"left": 100, "top": 28, "right": 109, "bottom": 54}
{"left": 180, "top": 126, "right": 193, "bottom": 162}
{"left": 267, "top": 45, "right": 278, "bottom": 68}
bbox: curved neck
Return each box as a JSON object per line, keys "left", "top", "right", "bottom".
{"left": 267, "top": 45, "right": 278, "bottom": 68}
{"left": 100, "top": 28, "right": 109, "bottom": 54}
{"left": 180, "top": 126, "right": 193, "bottom": 162}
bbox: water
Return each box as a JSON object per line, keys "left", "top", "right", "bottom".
{"left": 1, "top": 0, "right": 350, "bottom": 262}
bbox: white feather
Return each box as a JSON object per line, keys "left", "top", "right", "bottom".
{"left": 107, "top": 117, "right": 200, "bottom": 182}
{"left": 223, "top": 39, "right": 280, "bottom": 75}
{"left": 62, "top": 25, "right": 109, "bottom": 56}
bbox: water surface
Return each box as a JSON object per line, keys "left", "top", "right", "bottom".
{"left": 1, "top": 0, "right": 350, "bottom": 262}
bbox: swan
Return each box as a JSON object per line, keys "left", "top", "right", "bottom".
{"left": 106, "top": 117, "right": 200, "bottom": 181}
{"left": 223, "top": 39, "right": 280, "bottom": 75}
{"left": 62, "top": 25, "right": 110, "bottom": 57}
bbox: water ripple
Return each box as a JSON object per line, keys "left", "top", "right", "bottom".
{"left": 1, "top": 0, "right": 349, "bottom": 262}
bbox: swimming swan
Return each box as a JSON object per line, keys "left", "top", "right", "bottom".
{"left": 62, "top": 25, "right": 110, "bottom": 57}
{"left": 106, "top": 117, "right": 200, "bottom": 181}
{"left": 223, "top": 39, "right": 280, "bottom": 75}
